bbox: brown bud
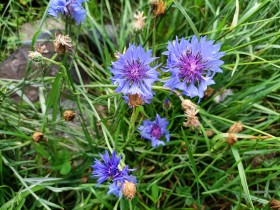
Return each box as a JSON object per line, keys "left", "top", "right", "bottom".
{"left": 128, "top": 94, "right": 144, "bottom": 107}
{"left": 32, "top": 132, "right": 47, "bottom": 143}
{"left": 228, "top": 122, "right": 243, "bottom": 133}
{"left": 226, "top": 133, "right": 237, "bottom": 145}
{"left": 152, "top": 0, "right": 166, "bottom": 16}
{"left": 204, "top": 87, "right": 214, "bottom": 98}
{"left": 122, "top": 181, "right": 137, "bottom": 200}
{"left": 63, "top": 110, "right": 76, "bottom": 121}
{"left": 81, "top": 175, "right": 88, "bottom": 184}
{"left": 53, "top": 34, "right": 73, "bottom": 55}
{"left": 269, "top": 199, "right": 280, "bottom": 210}
{"left": 205, "top": 130, "right": 215, "bottom": 137}
{"left": 180, "top": 141, "right": 187, "bottom": 152}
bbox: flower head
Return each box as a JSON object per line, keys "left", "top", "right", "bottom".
{"left": 138, "top": 114, "right": 170, "bottom": 147}
{"left": 48, "top": 0, "right": 87, "bottom": 24}
{"left": 92, "top": 150, "right": 137, "bottom": 198}
{"left": 133, "top": 11, "right": 146, "bottom": 31}
{"left": 163, "top": 36, "right": 225, "bottom": 99}
{"left": 110, "top": 44, "right": 160, "bottom": 105}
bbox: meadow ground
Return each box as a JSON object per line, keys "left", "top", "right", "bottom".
{"left": 0, "top": 0, "right": 279, "bottom": 209}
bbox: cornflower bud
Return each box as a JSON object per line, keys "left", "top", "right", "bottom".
{"left": 162, "top": 98, "right": 171, "bottom": 111}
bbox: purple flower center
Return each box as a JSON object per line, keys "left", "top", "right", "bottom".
{"left": 150, "top": 124, "right": 162, "bottom": 139}
{"left": 178, "top": 52, "right": 206, "bottom": 83}
{"left": 124, "top": 60, "right": 146, "bottom": 82}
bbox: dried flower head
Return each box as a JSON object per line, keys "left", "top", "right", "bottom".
{"left": 35, "top": 44, "right": 49, "bottom": 54}
{"left": 204, "top": 87, "right": 214, "bottom": 98}
{"left": 228, "top": 122, "right": 243, "bottom": 133}
{"left": 183, "top": 114, "right": 200, "bottom": 129}
{"left": 32, "top": 132, "right": 47, "bottom": 143}
{"left": 63, "top": 110, "right": 75, "bottom": 121}
{"left": 28, "top": 51, "right": 43, "bottom": 62}
{"left": 205, "top": 130, "right": 215, "bottom": 137}
{"left": 48, "top": 0, "right": 87, "bottom": 24}
{"left": 138, "top": 114, "right": 170, "bottom": 147}
{"left": 269, "top": 199, "right": 280, "bottom": 210}
{"left": 53, "top": 34, "right": 73, "bottom": 54}
{"left": 226, "top": 133, "right": 237, "bottom": 145}
{"left": 122, "top": 181, "right": 137, "bottom": 200}
{"left": 133, "top": 11, "right": 146, "bottom": 31}
{"left": 127, "top": 94, "right": 145, "bottom": 107}
{"left": 152, "top": 0, "right": 166, "bottom": 16}
{"left": 81, "top": 175, "right": 88, "bottom": 183}
{"left": 163, "top": 36, "right": 224, "bottom": 100}
{"left": 181, "top": 99, "right": 198, "bottom": 115}
{"left": 110, "top": 44, "right": 160, "bottom": 105}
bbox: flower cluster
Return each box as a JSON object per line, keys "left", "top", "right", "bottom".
{"left": 92, "top": 150, "right": 137, "bottom": 198}
{"left": 110, "top": 36, "right": 224, "bottom": 106}
{"left": 48, "top": 0, "right": 87, "bottom": 24}
{"left": 138, "top": 114, "right": 170, "bottom": 147}
{"left": 163, "top": 36, "right": 225, "bottom": 99}
{"left": 109, "top": 44, "right": 160, "bottom": 106}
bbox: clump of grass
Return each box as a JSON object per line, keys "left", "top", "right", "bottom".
{"left": 0, "top": 0, "right": 279, "bottom": 209}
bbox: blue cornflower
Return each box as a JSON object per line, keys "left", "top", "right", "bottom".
{"left": 48, "top": 0, "right": 87, "bottom": 24}
{"left": 110, "top": 44, "right": 160, "bottom": 106}
{"left": 138, "top": 114, "right": 170, "bottom": 147}
{"left": 163, "top": 36, "right": 225, "bottom": 99}
{"left": 92, "top": 150, "right": 137, "bottom": 197}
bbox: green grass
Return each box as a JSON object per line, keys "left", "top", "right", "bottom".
{"left": 0, "top": 0, "right": 280, "bottom": 209}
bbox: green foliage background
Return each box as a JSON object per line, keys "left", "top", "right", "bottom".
{"left": 0, "top": 0, "right": 279, "bottom": 209}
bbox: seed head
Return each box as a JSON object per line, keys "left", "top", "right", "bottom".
{"left": 226, "top": 133, "right": 237, "bottom": 145}
{"left": 53, "top": 34, "right": 73, "bottom": 54}
{"left": 269, "top": 199, "right": 280, "bottom": 210}
{"left": 127, "top": 94, "right": 145, "bottom": 108}
{"left": 63, "top": 110, "right": 76, "bottom": 121}
{"left": 183, "top": 114, "right": 200, "bottom": 129}
{"left": 122, "top": 181, "right": 137, "bottom": 200}
{"left": 228, "top": 122, "right": 243, "bottom": 133}
{"left": 32, "top": 132, "right": 47, "bottom": 143}
{"left": 35, "top": 44, "right": 49, "bottom": 54}
{"left": 133, "top": 11, "right": 146, "bottom": 31}
{"left": 181, "top": 99, "right": 198, "bottom": 116}
{"left": 152, "top": 0, "right": 166, "bottom": 16}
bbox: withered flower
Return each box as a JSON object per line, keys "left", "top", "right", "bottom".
{"left": 228, "top": 122, "right": 243, "bottom": 133}
{"left": 53, "top": 34, "right": 73, "bottom": 54}
{"left": 152, "top": 0, "right": 166, "bottom": 16}
{"left": 133, "top": 11, "right": 146, "bottom": 31}
{"left": 128, "top": 94, "right": 145, "bottom": 107}
{"left": 122, "top": 181, "right": 137, "bottom": 200}
{"left": 63, "top": 110, "right": 76, "bottom": 122}
{"left": 32, "top": 132, "right": 47, "bottom": 143}
{"left": 226, "top": 133, "right": 237, "bottom": 145}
